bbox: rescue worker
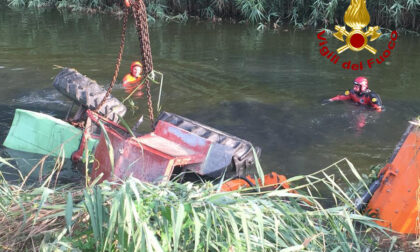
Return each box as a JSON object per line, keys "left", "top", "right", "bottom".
{"left": 323, "top": 76, "right": 383, "bottom": 112}
{"left": 122, "top": 61, "right": 144, "bottom": 98}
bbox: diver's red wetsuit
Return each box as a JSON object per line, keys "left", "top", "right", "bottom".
{"left": 330, "top": 89, "right": 383, "bottom": 112}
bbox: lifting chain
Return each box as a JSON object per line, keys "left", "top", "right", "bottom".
{"left": 96, "top": 7, "right": 129, "bottom": 113}
{"left": 131, "top": 0, "right": 155, "bottom": 127}
{"left": 96, "top": 0, "right": 155, "bottom": 129}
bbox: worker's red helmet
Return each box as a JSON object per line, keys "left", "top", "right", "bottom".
{"left": 354, "top": 76, "right": 368, "bottom": 92}
{"left": 130, "top": 61, "right": 143, "bottom": 74}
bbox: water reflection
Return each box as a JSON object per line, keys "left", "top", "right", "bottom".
{"left": 0, "top": 5, "right": 419, "bottom": 178}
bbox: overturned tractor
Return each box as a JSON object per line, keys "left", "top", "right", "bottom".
{"left": 4, "top": 68, "right": 270, "bottom": 185}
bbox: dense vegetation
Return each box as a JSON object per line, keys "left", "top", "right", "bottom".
{"left": 0, "top": 157, "right": 397, "bottom": 251}
{"left": 4, "top": 0, "right": 420, "bottom": 31}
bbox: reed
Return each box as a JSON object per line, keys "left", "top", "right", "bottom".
{"left": 0, "top": 155, "right": 400, "bottom": 251}
{"left": 4, "top": 0, "right": 420, "bottom": 31}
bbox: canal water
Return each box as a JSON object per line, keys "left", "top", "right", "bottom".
{"left": 0, "top": 5, "right": 419, "bottom": 179}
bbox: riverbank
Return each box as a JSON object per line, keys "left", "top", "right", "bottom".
{"left": 3, "top": 0, "right": 420, "bottom": 32}
{"left": 0, "top": 157, "right": 406, "bottom": 251}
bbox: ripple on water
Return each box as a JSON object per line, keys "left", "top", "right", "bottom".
{"left": 13, "top": 90, "right": 69, "bottom": 108}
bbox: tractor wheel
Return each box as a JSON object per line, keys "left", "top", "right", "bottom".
{"left": 53, "top": 68, "right": 126, "bottom": 122}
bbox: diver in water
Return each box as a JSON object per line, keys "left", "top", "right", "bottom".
{"left": 122, "top": 61, "right": 144, "bottom": 98}
{"left": 323, "top": 76, "right": 383, "bottom": 112}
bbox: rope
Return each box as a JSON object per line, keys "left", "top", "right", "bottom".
{"left": 95, "top": 7, "right": 129, "bottom": 113}
{"left": 122, "top": 78, "right": 147, "bottom": 103}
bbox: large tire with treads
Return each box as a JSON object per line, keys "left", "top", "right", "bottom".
{"left": 53, "top": 68, "right": 126, "bottom": 122}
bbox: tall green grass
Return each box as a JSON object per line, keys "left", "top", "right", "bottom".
{"left": 4, "top": 0, "right": 420, "bottom": 31}
{"left": 0, "top": 156, "right": 399, "bottom": 251}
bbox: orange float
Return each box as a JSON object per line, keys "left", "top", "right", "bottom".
{"left": 221, "top": 172, "right": 291, "bottom": 192}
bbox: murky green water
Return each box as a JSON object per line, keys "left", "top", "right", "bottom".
{"left": 0, "top": 5, "right": 419, "bottom": 179}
